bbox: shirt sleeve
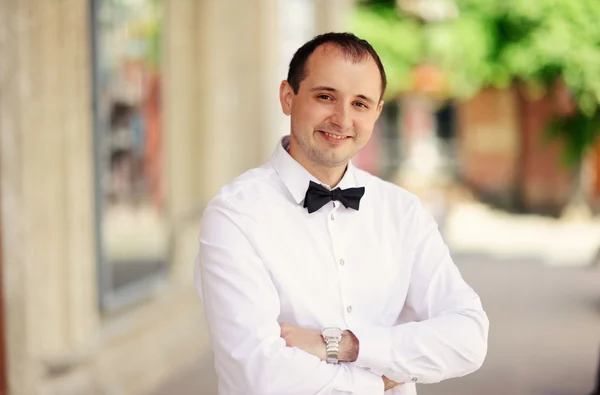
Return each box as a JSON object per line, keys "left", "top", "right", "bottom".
{"left": 351, "top": 200, "right": 489, "bottom": 385}
{"left": 195, "top": 198, "right": 385, "bottom": 395}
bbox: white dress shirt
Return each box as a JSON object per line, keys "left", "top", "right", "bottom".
{"left": 195, "top": 136, "right": 489, "bottom": 395}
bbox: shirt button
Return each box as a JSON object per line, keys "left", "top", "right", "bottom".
{"left": 330, "top": 213, "right": 335, "bottom": 221}
{"left": 347, "top": 305, "right": 352, "bottom": 313}
{"left": 412, "top": 377, "right": 418, "bottom": 383}
{"left": 339, "top": 259, "right": 345, "bottom": 266}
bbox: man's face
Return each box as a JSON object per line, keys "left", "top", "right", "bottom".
{"left": 280, "top": 44, "right": 383, "bottom": 169}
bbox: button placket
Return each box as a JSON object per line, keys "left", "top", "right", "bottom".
{"left": 327, "top": 206, "right": 352, "bottom": 323}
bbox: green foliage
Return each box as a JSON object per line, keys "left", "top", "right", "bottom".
{"left": 548, "top": 110, "right": 600, "bottom": 167}
{"left": 353, "top": 0, "right": 600, "bottom": 165}
{"left": 353, "top": 6, "right": 423, "bottom": 95}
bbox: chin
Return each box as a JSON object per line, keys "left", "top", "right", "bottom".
{"left": 324, "top": 154, "right": 353, "bottom": 167}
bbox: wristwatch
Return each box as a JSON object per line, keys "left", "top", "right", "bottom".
{"left": 321, "top": 327, "right": 343, "bottom": 364}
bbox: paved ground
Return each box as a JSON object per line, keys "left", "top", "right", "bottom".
{"left": 443, "top": 201, "right": 600, "bottom": 268}
{"left": 420, "top": 255, "right": 600, "bottom": 395}
{"left": 148, "top": 255, "right": 600, "bottom": 395}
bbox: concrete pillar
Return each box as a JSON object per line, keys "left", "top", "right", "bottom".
{"left": 57, "top": 0, "right": 98, "bottom": 355}
{"left": 164, "top": 0, "right": 200, "bottom": 222}
{"left": 193, "top": 0, "right": 241, "bottom": 205}
{"left": 257, "top": 0, "right": 287, "bottom": 162}
{"left": 192, "top": 0, "right": 281, "bottom": 204}
{"left": 0, "top": 0, "right": 97, "bottom": 393}
{"left": 0, "top": 1, "right": 37, "bottom": 392}
{"left": 314, "top": 0, "right": 356, "bottom": 33}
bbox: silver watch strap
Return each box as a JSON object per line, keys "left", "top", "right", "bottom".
{"left": 325, "top": 338, "right": 340, "bottom": 364}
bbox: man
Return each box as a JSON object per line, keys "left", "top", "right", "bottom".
{"left": 195, "top": 32, "right": 489, "bottom": 395}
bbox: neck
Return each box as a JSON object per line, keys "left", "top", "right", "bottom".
{"left": 288, "top": 140, "right": 347, "bottom": 189}
{"left": 307, "top": 164, "right": 346, "bottom": 189}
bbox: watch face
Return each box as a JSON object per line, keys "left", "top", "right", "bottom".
{"left": 322, "top": 327, "right": 342, "bottom": 339}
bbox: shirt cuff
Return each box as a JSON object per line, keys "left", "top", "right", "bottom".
{"left": 349, "top": 364, "right": 385, "bottom": 395}
{"left": 351, "top": 326, "right": 392, "bottom": 376}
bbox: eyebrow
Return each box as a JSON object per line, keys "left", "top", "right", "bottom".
{"left": 310, "top": 85, "right": 376, "bottom": 106}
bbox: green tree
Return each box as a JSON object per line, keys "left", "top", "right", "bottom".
{"left": 354, "top": 0, "right": 600, "bottom": 166}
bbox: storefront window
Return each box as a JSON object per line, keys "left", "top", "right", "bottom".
{"left": 91, "top": 0, "right": 167, "bottom": 310}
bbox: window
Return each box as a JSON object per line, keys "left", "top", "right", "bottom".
{"left": 90, "top": 0, "right": 167, "bottom": 311}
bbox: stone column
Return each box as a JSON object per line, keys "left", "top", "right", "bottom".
{"left": 0, "top": 0, "right": 98, "bottom": 393}
{"left": 254, "top": 0, "right": 283, "bottom": 163}
{"left": 314, "top": 0, "right": 356, "bottom": 33}
{"left": 0, "top": 1, "right": 37, "bottom": 392}
{"left": 163, "top": 0, "right": 201, "bottom": 222}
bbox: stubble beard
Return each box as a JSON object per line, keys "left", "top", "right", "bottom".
{"left": 290, "top": 127, "right": 353, "bottom": 168}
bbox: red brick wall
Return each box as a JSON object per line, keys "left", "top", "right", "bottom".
{"left": 517, "top": 89, "right": 575, "bottom": 215}
{"left": 457, "top": 85, "right": 576, "bottom": 215}
{"left": 457, "top": 88, "right": 521, "bottom": 208}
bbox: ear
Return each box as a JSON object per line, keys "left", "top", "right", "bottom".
{"left": 279, "top": 80, "right": 294, "bottom": 116}
{"left": 375, "top": 99, "right": 384, "bottom": 120}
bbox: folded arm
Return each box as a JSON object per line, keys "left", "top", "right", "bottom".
{"left": 195, "top": 199, "right": 384, "bottom": 395}
{"left": 351, "top": 202, "right": 489, "bottom": 384}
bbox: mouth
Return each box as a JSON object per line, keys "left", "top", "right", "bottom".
{"left": 318, "top": 131, "right": 351, "bottom": 140}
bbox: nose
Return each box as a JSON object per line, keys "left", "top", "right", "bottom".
{"left": 330, "top": 102, "right": 352, "bottom": 132}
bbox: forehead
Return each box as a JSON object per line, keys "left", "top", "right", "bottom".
{"left": 302, "top": 44, "right": 381, "bottom": 98}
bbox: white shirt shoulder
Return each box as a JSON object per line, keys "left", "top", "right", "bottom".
{"left": 207, "top": 163, "right": 294, "bottom": 214}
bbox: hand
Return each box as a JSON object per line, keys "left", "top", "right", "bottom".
{"left": 280, "top": 323, "right": 360, "bottom": 363}
{"left": 279, "top": 323, "right": 326, "bottom": 361}
{"left": 382, "top": 376, "right": 404, "bottom": 391}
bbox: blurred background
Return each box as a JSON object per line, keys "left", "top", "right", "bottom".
{"left": 0, "top": 0, "right": 599, "bottom": 394}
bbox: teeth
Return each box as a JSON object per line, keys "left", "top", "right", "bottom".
{"left": 324, "top": 132, "right": 345, "bottom": 140}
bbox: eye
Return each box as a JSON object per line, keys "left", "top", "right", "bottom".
{"left": 317, "top": 94, "right": 333, "bottom": 101}
{"left": 354, "top": 101, "right": 368, "bottom": 109}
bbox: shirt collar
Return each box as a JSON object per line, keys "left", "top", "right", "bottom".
{"left": 269, "top": 135, "right": 359, "bottom": 205}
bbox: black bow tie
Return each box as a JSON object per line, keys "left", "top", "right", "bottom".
{"left": 303, "top": 181, "right": 365, "bottom": 214}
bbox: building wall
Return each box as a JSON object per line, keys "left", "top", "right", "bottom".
{"left": 457, "top": 88, "right": 521, "bottom": 209}
{"left": 0, "top": 0, "right": 356, "bottom": 394}
{"left": 516, "top": 88, "right": 575, "bottom": 216}
{"left": 457, "top": 86, "right": 576, "bottom": 215}
{"left": 588, "top": 143, "right": 600, "bottom": 213}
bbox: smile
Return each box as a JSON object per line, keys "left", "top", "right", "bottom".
{"left": 321, "top": 131, "right": 348, "bottom": 140}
